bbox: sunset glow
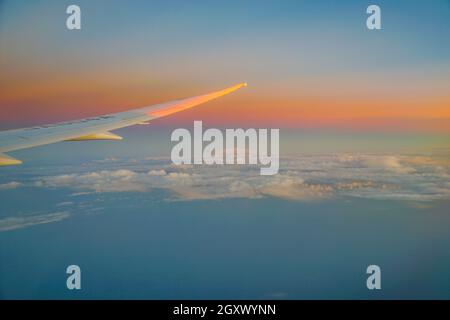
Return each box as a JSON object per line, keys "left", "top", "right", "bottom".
{"left": 1, "top": 1, "right": 449, "bottom": 133}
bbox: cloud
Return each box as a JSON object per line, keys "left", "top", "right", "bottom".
{"left": 0, "top": 212, "right": 70, "bottom": 232}
{"left": 0, "top": 181, "right": 21, "bottom": 190}
{"left": 148, "top": 169, "right": 167, "bottom": 176}
{"left": 259, "top": 175, "right": 333, "bottom": 201}
{"left": 24, "top": 153, "right": 450, "bottom": 202}
{"left": 55, "top": 201, "right": 74, "bottom": 207}
{"left": 363, "top": 156, "right": 416, "bottom": 174}
{"left": 39, "top": 169, "right": 147, "bottom": 193}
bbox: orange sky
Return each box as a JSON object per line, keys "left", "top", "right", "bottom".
{"left": 1, "top": 68, "right": 449, "bottom": 133}
{"left": 1, "top": 1, "right": 449, "bottom": 133}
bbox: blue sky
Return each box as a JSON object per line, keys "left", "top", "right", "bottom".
{"left": 1, "top": 0, "right": 449, "bottom": 130}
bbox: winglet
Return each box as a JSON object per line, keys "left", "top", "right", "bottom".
{"left": 0, "top": 153, "right": 22, "bottom": 166}
{"left": 148, "top": 82, "right": 248, "bottom": 118}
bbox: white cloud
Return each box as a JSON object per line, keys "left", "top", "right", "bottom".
{"left": 25, "top": 153, "right": 450, "bottom": 202}
{"left": 259, "top": 175, "right": 333, "bottom": 201}
{"left": 0, "top": 181, "right": 21, "bottom": 190}
{"left": 148, "top": 169, "right": 167, "bottom": 176}
{"left": 363, "top": 156, "right": 416, "bottom": 174}
{"left": 55, "top": 201, "right": 74, "bottom": 207}
{"left": 39, "top": 169, "right": 146, "bottom": 192}
{"left": 0, "top": 212, "right": 70, "bottom": 232}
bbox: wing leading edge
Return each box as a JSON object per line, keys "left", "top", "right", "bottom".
{"left": 0, "top": 82, "right": 247, "bottom": 166}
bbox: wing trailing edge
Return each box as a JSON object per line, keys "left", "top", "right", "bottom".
{"left": 65, "top": 132, "right": 123, "bottom": 141}
{"left": 0, "top": 83, "right": 247, "bottom": 166}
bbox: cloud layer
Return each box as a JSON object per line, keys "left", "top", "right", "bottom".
{"left": 0, "top": 153, "right": 448, "bottom": 231}
{"left": 21, "top": 153, "right": 450, "bottom": 202}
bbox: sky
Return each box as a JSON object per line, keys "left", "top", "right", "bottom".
{"left": 0, "top": 0, "right": 449, "bottom": 132}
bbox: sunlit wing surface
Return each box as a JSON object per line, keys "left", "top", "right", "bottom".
{"left": 0, "top": 83, "right": 247, "bottom": 166}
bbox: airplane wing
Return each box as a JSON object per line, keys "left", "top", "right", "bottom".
{"left": 0, "top": 82, "right": 247, "bottom": 166}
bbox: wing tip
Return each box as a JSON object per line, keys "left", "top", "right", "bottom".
{"left": 148, "top": 82, "right": 247, "bottom": 118}
{"left": 235, "top": 82, "right": 248, "bottom": 89}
